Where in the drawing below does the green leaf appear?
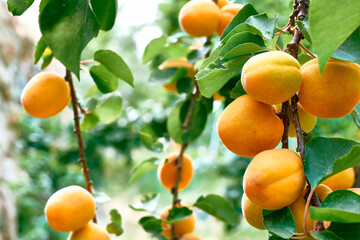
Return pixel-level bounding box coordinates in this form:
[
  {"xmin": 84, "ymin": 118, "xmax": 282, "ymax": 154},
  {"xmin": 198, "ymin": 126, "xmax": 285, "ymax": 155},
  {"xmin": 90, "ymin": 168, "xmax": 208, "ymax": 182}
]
[
  {"xmin": 322, "ymin": 222, "xmax": 360, "ymax": 240},
  {"xmin": 39, "ymin": 0, "xmax": 100, "ymax": 78},
  {"xmin": 41, "ymin": 53, "xmax": 53, "ymax": 70},
  {"xmin": 143, "ymin": 35, "xmax": 168, "ymax": 64},
  {"xmin": 80, "ymin": 113, "xmax": 99, "ymax": 131},
  {"xmin": 245, "ymin": 13, "xmax": 277, "ymax": 39},
  {"xmin": 34, "ymin": 37, "xmax": 47, "ymax": 64},
  {"xmin": 310, "ymin": 190, "xmax": 360, "ymax": 223},
  {"xmin": 221, "ymin": 3, "xmax": 258, "ymax": 41},
  {"xmin": 166, "ymin": 206, "xmax": 193, "ymax": 224},
  {"xmin": 194, "ymin": 194, "xmax": 239, "ymax": 226},
  {"xmin": 176, "ymin": 77, "xmax": 193, "ymax": 94},
  {"xmin": 230, "ymin": 80, "xmax": 246, "ymax": 99},
  {"xmin": 263, "ymin": 207, "xmax": 296, "ymax": 239},
  {"xmin": 167, "ymin": 98, "xmax": 208, "ymax": 144},
  {"xmin": 90, "ymin": 0, "xmax": 117, "ymax": 31},
  {"xmin": 93, "ymin": 93, "xmax": 123, "ymax": 124},
  {"xmin": 129, "ymin": 193, "xmax": 159, "ymax": 212},
  {"xmin": 129, "ymin": 157, "xmax": 158, "ymax": 183},
  {"xmin": 149, "ymin": 68, "xmax": 184, "ymax": 84},
  {"xmin": 351, "ymin": 103, "xmax": 360, "ymax": 129},
  {"xmin": 312, "ymin": 230, "xmax": 344, "ymax": 240},
  {"xmin": 139, "ymin": 216, "xmax": 163, "ymax": 235},
  {"xmin": 139, "ymin": 131, "xmax": 163, "ymax": 152},
  {"xmin": 332, "ymin": 27, "xmax": 360, "ymax": 64},
  {"xmin": 90, "ymin": 65, "xmax": 119, "ymax": 93},
  {"xmin": 107, "ymin": 209, "xmax": 123, "ymax": 236},
  {"xmin": 309, "ymin": 0, "xmax": 360, "ymax": 73},
  {"xmin": 93, "ymin": 191, "xmax": 111, "ymax": 204},
  {"xmin": 304, "ymin": 137, "xmax": 360, "ymax": 188},
  {"xmin": 221, "ymin": 23, "xmax": 263, "ymax": 43},
  {"xmin": 94, "ymin": 50, "xmax": 134, "ymax": 87},
  {"xmin": 7, "ymin": 0, "xmax": 34, "ymax": 16},
  {"xmin": 296, "ymin": 20, "xmax": 312, "ymax": 44}
]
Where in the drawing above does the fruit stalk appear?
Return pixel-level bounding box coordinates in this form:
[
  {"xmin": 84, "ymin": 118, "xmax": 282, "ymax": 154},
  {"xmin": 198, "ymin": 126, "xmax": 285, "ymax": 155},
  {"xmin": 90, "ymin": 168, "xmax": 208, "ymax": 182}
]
[
  {"xmin": 65, "ymin": 69, "xmax": 97, "ymax": 223},
  {"xmin": 280, "ymin": 101, "xmax": 290, "ymax": 148}
]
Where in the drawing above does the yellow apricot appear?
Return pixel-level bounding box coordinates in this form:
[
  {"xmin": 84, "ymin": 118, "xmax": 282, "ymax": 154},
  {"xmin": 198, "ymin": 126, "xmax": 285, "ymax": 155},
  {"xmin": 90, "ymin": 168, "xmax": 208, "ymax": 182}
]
[
  {"xmin": 217, "ymin": 0, "xmax": 229, "ymax": 8},
  {"xmin": 158, "ymin": 153, "xmax": 194, "ymax": 191},
  {"xmin": 179, "ymin": 0, "xmax": 220, "ymax": 37},
  {"xmin": 241, "ymin": 51, "xmax": 302, "ymax": 105},
  {"xmin": 69, "ymin": 222, "xmax": 110, "ymax": 240},
  {"xmin": 180, "ymin": 233, "xmax": 202, "ymax": 240},
  {"xmin": 274, "ymin": 102, "xmax": 317, "ymax": 137},
  {"xmin": 161, "ymin": 205, "xmax": 196, "ymax": 239},
  {"xmin": 21, "ymin": 72, "xmax": 71, "ymax": 118},
  {"xmin": 298, "ymin": 59, "xmax": 360, "ymax": 118},
  {"xmin": 241, "ymin": 193, "xmax": 265, "ymax": 230},
  {"xmin": 213, "ymin": 91, "xmax": 225, "ymax": 101},
  {"xmin": 44, "ymin": 185, "xmax": 95, "ymax": 232},
  {"xmin": 243, "ymin": 149, "xmax": 305, "ymax": 210},
  {"xmin": 216, "ymin": 4, "xmax": 243, "ymax": 36},
  {"xmin": 217, "ymin": 95, "xmax": 284, "ymax": 157},
  {"xmin": 321, "ymin": 168, "xmax": 355, "ymax": 191},
  {"xmin": 349, "ymin": 188, "xmax": 360, "ymax": 195}
]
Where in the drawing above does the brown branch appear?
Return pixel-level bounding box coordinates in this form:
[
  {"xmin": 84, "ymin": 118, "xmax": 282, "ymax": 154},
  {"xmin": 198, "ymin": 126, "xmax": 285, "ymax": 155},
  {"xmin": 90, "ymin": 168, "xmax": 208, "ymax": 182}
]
[
  {"xmin": 290, "ymin": 95, "xmax": 306, "ymax": 160},
  {"xmin": 281, "ymin": 101, "xmax": 290, "ymax": 149},
  {"xmin": 65, "ymin": 69, "xmax": 97, "ymax": 223}
]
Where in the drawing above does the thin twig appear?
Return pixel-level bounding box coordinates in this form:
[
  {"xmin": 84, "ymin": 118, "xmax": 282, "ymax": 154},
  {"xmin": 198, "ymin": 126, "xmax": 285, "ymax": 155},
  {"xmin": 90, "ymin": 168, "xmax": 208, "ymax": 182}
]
[
  {"xmin": 281, "ymin": 101, "xmax": 290, "ymax": 148},
  {"xmin": 299, "ymin": 42, "xmax": 316, "ymax": 58},
  {"xmin": 65, "ymin": 69, "xmax": 97, "ymax": 223},
  {"xmin": 80, "ymin": 59, "xmax": 94, "ymax": 64}
]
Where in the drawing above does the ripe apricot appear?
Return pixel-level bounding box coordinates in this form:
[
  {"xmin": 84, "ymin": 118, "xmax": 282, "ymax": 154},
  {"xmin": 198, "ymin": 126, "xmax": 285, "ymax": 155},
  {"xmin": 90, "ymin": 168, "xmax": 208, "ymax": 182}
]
[
  {"xmin": 180, "ymin": 233, "xmax": 202, "ymax": 240},
  {"xmin": 321, "ymin": 167, "xmax": 355, "ymax": 191},
  {"xmin": 213, "ymin": 92, "xmax": 225, "ymax": 101},
  {"xmin": 274, "ymin": 102, "xmax": 317, "ymax": 137},
  {"xmin": 216, "ymin": 3, "xmax": 243, "ymax": 36},
  {"xmin": 241, "ymin": 51, "xmax": 302, "ymax": 105},
  {"xmin": 217, "ymin": 95, "xmax": 284, "ymax": 157},
  {"xmin": 289, "ymin": 184, "xmax": 332, "ymax": 233},
  {"xmin": 179, "ymin": 0, "xmax": 220, "ymax": 37},
  {"xmin": 44, "ymin": 185, "xmax": 95, "ymax": 232},
  {"xmin": 217, "ymin": 0, "xmax": 229, "ymax": 8},
  {"xmin": 21, "ymin": 71, "xmax": 71, "ymax": 118},
  {"xmin": 241, "ymin": 193, "xmax": 265, "ymax": 230},
  {"xmin": 161, "ymin": 205, "xmax": 196, "ymax": 239},
  {"xmin": 298, "ymin": 59, "xmax": 360, "ymax": 118},
  {"xmin": 158, "ymin": 153, "xmax": 194, "ymax": 191},
  {"xmin": 243, "ymin": 149, "xmax": 305, "ymax": 210},
  {"xmin": 70, "ymin": 222, "xmax": 110, "ymax": 240}
]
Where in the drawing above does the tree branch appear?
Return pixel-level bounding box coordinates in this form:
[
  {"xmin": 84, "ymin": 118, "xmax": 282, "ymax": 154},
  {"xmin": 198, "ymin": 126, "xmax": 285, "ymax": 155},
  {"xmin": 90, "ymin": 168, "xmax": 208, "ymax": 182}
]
[{"xmin": 280, "ymin": 101, "xmax": 290, "ymax": 148}]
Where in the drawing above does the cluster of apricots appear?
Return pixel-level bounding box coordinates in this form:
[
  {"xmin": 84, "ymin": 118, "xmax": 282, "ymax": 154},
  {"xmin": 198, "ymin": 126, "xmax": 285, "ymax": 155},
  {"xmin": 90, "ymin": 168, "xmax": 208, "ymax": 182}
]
[
  {"xmin": 21, "ymin": 71, "xmax": 70, "ymax": 119},
  {"xmin": 215, "ymin": 50, "xmax": 360, "ymax": 235},
  {"xmin": 179, "ymin": 0, "xmax": 243, "ymax": 37},
  {"xmin": 44, "ymin": 185, "xmax": 110, "ymax": 239},
  {"xmin": 157, "ymin": 154, "xmax": 202, "ymax": 239}
]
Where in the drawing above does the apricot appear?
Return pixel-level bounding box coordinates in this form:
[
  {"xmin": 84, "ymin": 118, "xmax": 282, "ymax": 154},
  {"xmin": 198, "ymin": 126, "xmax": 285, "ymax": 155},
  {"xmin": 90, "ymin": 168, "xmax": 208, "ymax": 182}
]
[
  {"xmin": 179, "ymin": 0, "xmax": 220, "ymax": 37},
  {"xmin": 349, "ymin": 188, "xmax": 360, "ymax": 195},
  {"xmin": 216, "ymin": 3, "xmax": 243, "ymax": 36},
  {"xmin": 217, "ymin": 0, "xmax": 229, "ymax": 8},
  {"xmin": 321, "ymin": 167, "xmax": 355, "ymax": 191},
  {"xmin": 241, "ymin": 51, "xmax": 302, "ymax": 105},
  {"xmin": 161, "ymin": 205, "xmax": 196, "ymax": 239},
  {"xmin": 213, "ymin": 91, "xmax": 225, "ymax": 101},
  {"xmin": 243, "ymin": 149, "xmax": 305, "ymax": 210},
  {"xmin": 274, "ymin": 102, "xmax": 317, "ymax": 137},
  {"xmin": 44, "ymin": 185, "xmax": 95, "ymax": 232},
  {"xmin": 217, "ymin": 95, "xmax": 284, "ymax": 157},
  {"xmin": 21, "ymin": 71, "xmax": 71, "ymax": 118},
  {"xmin": 298, "ymin": 59, "xmax": 360, "ymax": 118},
  {"xmin": 180, "ymin": 233, "xmax": 202, "ymax": 240},
  {"xmin": 241, "ymin": 193, "xmax": 265, "ymax": 230},
  {"xmin": 69, "ymin": 222, "xmax": 110, "ymax": 240},
  {"xmin": 289, "ymin": 184, "xmax": 332, "ymax": 233},
  {"xmin": 158, "ymin": 153, "xmax": 194, "ymax": 191}
]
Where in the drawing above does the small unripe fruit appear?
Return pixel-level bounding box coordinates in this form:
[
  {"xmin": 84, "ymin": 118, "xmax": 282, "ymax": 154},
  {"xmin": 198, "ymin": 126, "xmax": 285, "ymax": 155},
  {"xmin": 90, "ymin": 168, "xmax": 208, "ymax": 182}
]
[
  {"xmin": 241, "ymin": 193, "xmax": 265, "ymax": 230},
  {"xmin": 321, "ymin": 168, "xmax": 355, "ymax": 191},
  {"xmin": 69, "ymin": 222, "xmax": 110, "ymax": 240},
  {"xmin": 161, "ymin": 205, "xmax": 195, "ymax": 239}
]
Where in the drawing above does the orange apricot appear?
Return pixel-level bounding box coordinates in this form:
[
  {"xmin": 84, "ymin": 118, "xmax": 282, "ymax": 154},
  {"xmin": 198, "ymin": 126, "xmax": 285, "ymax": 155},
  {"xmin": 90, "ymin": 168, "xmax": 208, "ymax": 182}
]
[
  {"xmin": 217, "ymin": 0, "xmax": 229, "ymax": 8},
  {"xmin": 243, "ymin": 149, "xmax": 306, "ymax": 210},
  {"xmin": 21, "ymin": 71, "xmax": 71, "ymax": 118},
  {"xmin": 213, "ymin": 91, "xmax": 225, "ymax": 101},
  {"xmin": 70, "ymin": 222, "xmax": 110, "ymax": 240},
  {"xmin": 241, "ymin": 193, "xmax": 265, "ymax": 230},
  {"xmin": 321, "ymin": 167, "xmax": 355, "ymax": 191},
  {"xmin": 241, "ymin": 51, "xmax": 302, "ymax": 105},
  {"xmin": 217, "ymin": 94, "xmax": 284, "ymax": 157},
  {"xmin": 179, "ymin": 0, "xmax": 220, "ymax": 37},
  {"xmin": 298, "ymin": 59, "xmax": 360, "ymax": 118},
  {"xmin": 161, "ymin": 205, "xmax": 196, "ymax": 239},
  {"xmin": 44, "ymin": 185, "xmax": 95, "ymax": 232},
  {"xmin": 158, "ymin": 153, "xmax": 194, "ymax": 191},
  {"xmin": 216, "ymin": 3, "xmax": 243, "ymax": 36},
  {"xmin": 180, "ymin": 233, "xmax": 202, "ymax": 240}
]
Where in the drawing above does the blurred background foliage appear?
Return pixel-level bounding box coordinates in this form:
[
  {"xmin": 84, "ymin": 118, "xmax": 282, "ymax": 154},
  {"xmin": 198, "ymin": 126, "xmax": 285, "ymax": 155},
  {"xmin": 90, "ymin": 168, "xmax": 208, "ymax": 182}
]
[{"xmin": 3, "ymin": 0, "xmax": 359, "ymax": 239}]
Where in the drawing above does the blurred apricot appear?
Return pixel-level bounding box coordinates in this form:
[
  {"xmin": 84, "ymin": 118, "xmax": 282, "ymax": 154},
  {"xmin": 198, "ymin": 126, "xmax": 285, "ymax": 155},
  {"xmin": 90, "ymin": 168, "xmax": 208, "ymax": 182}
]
[
  {"xmin": 158, "ymin": 153, "xmax": 194, "ymax": 191},
  {"xmin": 241, "ymin": 51, "xmax": 302, "ymax": 105},
  {"xmin": 216, "ymin": 3, "xmax": 243, "ymax": 36},
  {"xmin": 44, "ymin": 185, "xmax": 95, "ymax": 232},
  {"xmin": 217, "ymin": 95, "xmax": 283, "ymax": 157},
  {"xmin": 217, "ymin": 0, "xmax": 229, "ymax": 8},
  {"xmin": 213, "ymin": 91, "xmax": 225, "ymax": 101},
  {"xmin": 21, "ymin": 71, "xmax": 71, "ymax": 118},
  {"xmin": 243, "ymin": 149, "xmax": 305, "ymax": 210},
  {"xmin": 241, "ymin": 193, "xmax": 265, "ymax": 230},
  {"xmin": 161, "ymin": 205, "xmax": 195, "ymax": 239},
  {"xmin": 298, "ymin": 59, "xmax": 360, "ymax": 118},
  {"xmin": 180, "ymin": 233, "xmax": 202, "ymax": 240},
  {"xmin": 179, "ymin": 0, "xmax": 220, "ymax": 37},
  {"xmin": 321, "ymin": 168, "xmax": 355, "ymax": 190},
  {"xmin": 70, "ymin": 222, "xmax": 110, "ymax": 240}
]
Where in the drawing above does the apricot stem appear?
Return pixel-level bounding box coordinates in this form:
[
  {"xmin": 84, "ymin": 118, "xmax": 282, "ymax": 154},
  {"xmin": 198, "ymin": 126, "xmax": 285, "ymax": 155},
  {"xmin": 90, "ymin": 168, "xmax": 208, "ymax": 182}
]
[
  {"xmin": 65, "ymin": 69, "xmax": 97, "ymax": 223},
  {"xmin": 280, "ymin": 101, "xmax": 290, "ymax": 148},
  {"xmin": 80, "ymin": 59, "xmax": 94, "ymax": 64},
  {"xmin": 299, "ymin": 43, "xmax": 316, "ymax": 58}
]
